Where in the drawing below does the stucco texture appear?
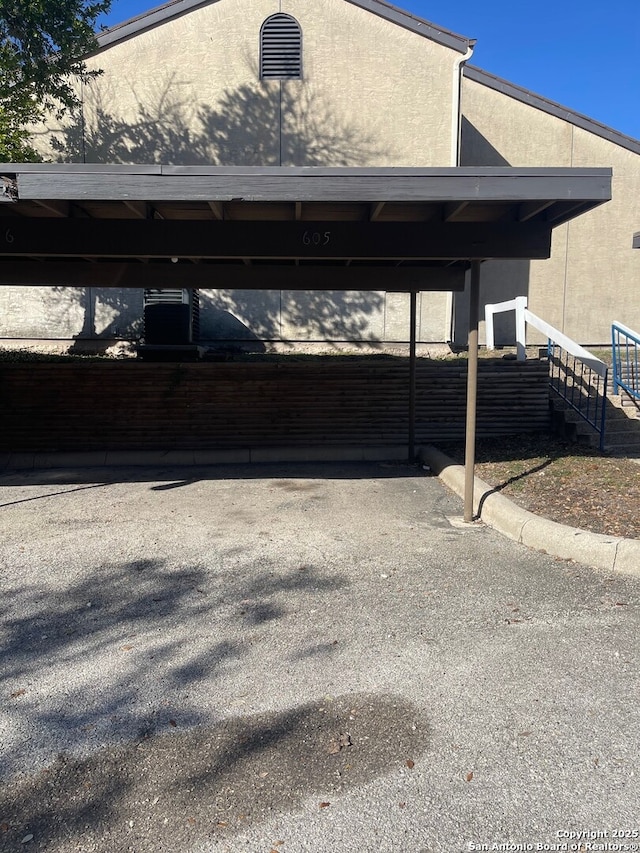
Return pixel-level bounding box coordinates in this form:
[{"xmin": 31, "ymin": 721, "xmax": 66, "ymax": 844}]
[
  {"xmin": 13, "ymin": 0, "xmax": 462, "ymax": 350},
  {"xmin": 461, "ymin": 76, "xmax": 640, "ymax": 345},
  {"xmin": 10, "ymin": 1, "xmax": 639, "ymax": 350},
  {"xmin": 40, "ymin": 0, "xmax": 457, "ymax": 168}
]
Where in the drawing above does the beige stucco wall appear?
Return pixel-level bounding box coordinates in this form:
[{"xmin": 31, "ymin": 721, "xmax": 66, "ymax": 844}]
[
  {"xmin": 6, "ymin": 0, "xmax": 462, "ymax": 350},
  {"xmin": 0, "ymin": 285, "xmax": 452, "ymax": 348},
  {"xmin": 11, "ymin": 3, "xmax": 639, "ymax": 351},
  {"xmin": 460, "ymin": 76, "xmax": 640, "ymax": 345},
  {"xmin": 0, "ymin": 287, "xmax": 144, "ymax": 342},
  {"xmin": 37, "ymin": 0, "xmax": 458, "ymax": 167}
]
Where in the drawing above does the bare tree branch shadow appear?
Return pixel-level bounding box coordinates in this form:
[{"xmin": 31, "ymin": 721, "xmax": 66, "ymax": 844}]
[
  {"xmin": 1, "ymin": 557, "xmax": 349, "ymax": 781},
  {"xmin": 0, "ymin": 693, "xmax": 429, "ymax": 852},
  {"xmin": 53, "ymin": 73, "xmax": 391, "ymax": 167},
  {"xmin": 40, "ymin": 74, "xmax": 390, "ymax": 347}
]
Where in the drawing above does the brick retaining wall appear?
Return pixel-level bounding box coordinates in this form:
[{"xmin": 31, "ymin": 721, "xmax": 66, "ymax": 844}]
[{"xmin": 0, "ymin": 358, "xmax": 549, "ymax": 452}]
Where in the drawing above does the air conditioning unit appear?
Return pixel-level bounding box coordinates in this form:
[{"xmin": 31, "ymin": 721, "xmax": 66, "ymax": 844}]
[{"xmin": 143, "ymin": 289, "xmax": 200, "ymax": 345}]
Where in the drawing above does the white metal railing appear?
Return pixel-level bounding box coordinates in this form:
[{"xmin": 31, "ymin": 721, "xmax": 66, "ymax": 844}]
[
  {"xmin": 485, "ymin": 296, "xmax": 528, "ymax": 360},
  {"xmin": 485, "ymin": 297, "xmax": 608, "ymax": 449},
  {"xmin": 484, "ymin": 297, "xmax": 608, "ymax": 377}
]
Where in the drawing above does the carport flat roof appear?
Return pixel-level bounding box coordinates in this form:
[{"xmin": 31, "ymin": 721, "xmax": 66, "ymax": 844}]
[
  {"xmin": 0, "ymin": 163, "xmax": 613, "ymax": 515},
  {"xmin": 0, "ymin": 165, "xmax": 612, "ymax": 276},
  {"xmin": 0, "ymin": 164, "xmax": 611, "ymax": 219}
]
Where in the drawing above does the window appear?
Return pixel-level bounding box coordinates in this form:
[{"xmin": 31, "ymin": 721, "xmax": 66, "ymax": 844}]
[{"xmin": 260, "ymin": 14, "xmax": 302, "ymax": 80}]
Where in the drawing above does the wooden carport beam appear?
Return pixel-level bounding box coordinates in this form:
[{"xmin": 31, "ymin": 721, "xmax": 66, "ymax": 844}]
[
  {"xmin": 0, "ymin": 261, "xmax": 466, "ymax": 292},
  {"xmin": 0, "ymin": 220, "xmax": 553, "ymax": 260},
  {"xmin": 444, "ymin": 201, "xmax": 469, "ymax": 222},
  {"xmin": 123, "ymin": 200, "xmax": 149, "ymax": 219},
  {"xmin": 518, "ymin": 200, "xmax": 554, "ymax": 222},
  {"xmin": 34, "ymin": 199, "xmax": 70, "ymax": 217},
  {"xmin": 545, "ymin": 201, "xmax": 593, "ymax": 225}
]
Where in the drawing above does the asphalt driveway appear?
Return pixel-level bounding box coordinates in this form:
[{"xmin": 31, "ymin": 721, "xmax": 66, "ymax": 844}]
[{"xmin": 0, "ymin": 462, "xmax": 638, "ymax": 853}]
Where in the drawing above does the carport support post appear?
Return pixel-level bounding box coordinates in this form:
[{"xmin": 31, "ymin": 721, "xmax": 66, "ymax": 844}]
[
  {"xmin": 464, "ymin": 261, "xmax": 481, "ymax": 523},
  {"xmin": 408, "ymin": 290, "xmax": 417, "ymax": 461}
]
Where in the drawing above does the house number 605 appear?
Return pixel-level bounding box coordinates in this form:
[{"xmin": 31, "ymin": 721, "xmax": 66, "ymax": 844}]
[{"xmin": 302, "ymin": 230, "xmax": 330, "ymax": 246}]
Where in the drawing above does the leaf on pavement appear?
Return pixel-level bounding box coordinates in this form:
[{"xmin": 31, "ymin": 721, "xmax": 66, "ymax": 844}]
[{"xmin": 328, "ymin": 733, "xmax": 352, "ymax": 754}]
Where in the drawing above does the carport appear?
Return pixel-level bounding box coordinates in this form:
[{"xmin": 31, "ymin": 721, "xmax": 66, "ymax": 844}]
[{"xmin": 0, "ymin": 164, "xmax": 611, "ymax": 519}]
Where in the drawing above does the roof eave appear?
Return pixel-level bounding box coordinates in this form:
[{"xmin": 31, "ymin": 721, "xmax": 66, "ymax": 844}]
[
  {"xmin": 0, "ymin": 166, "xmax": 612, "ymax": 229},
  {"xmin": 463, "ymin": 65, "xmax": 640, "ymax": 157},
  {"xmin": 94, "ymin": 0, "xmax": 472, "ymax": 55}
]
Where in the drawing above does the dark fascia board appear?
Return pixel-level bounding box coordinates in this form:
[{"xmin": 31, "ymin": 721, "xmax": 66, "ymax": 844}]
[
  {"xmin": 633, "ymin": 232, "xmax": 640, "ymax": 249},
  {"xmin": 343, "ymin": 0, "xmax": 471, "ymax": 53},
  {"xmin": 463, "ymin": 65, "xmax": 640, "ymax": 157},
  {"xmin": 1, "ymin": 164, "xmax": 610, "ymax": 178},
  {"xmin": 0, "ymin": 261, "xmax": 466, "ymax": 291},
  {"xmin": 95, "ymin": 0, "xmax": 472, "ymax": 54},
  {"xmin": 0, "ymin": 163, "xmax": 162, "ymax": 174},
  {"xmin": 2, "ymin": 165, "xmax": 612, "ymax": 210},
  {"xmin": 95, "ymin": 0, "xmax": 213, "ymax": 51}
]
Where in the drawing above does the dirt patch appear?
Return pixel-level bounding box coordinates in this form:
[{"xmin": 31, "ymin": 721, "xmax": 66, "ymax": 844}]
[{"xmin": 441, "ymin": 433, "xmax": 640, "ymax": 540}]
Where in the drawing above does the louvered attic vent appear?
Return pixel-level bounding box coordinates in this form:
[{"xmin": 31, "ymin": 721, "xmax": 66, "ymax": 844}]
[{"xmin": 260, "ymin": 14, "xmax": 302, "ymax": 80}]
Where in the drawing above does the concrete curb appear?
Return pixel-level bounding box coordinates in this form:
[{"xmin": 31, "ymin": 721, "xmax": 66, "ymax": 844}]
[
  {"xmin": 420, "ymin": 445, "xmax": 640, "ymax": 577},
  {"xmin": 0, "ymin": 445, "xmax": 409, "ymax": 471}
]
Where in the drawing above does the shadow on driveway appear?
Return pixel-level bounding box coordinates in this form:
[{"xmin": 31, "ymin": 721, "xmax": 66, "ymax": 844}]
[{"xmin": 0, "ymin": 692, "xmax": 429, "ymax": 852}]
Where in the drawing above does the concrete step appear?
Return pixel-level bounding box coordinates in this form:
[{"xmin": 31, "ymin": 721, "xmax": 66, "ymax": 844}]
[
  {"xmin": 604, "ymin": 398, "xmax": 640, "ymax": 455},
  {"xmin": 607, "ymin": 393, "xmax": 639, "ymax": 416},
  {"xmin": 604, "ymin": 434, "xmax": 640, "ymax": 449},
  {"xmin": 549, "ymin": 407, "xmax": 600, "ymax": 449},
  {"xmin": 549, "ymin": 391, "xmax": 640, "ymax": 453}
]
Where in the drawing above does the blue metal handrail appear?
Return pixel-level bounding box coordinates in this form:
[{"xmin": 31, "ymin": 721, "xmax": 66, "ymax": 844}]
[
  {"xmin": 612, "ymin": 321, "xmax": 640, "ymax": 402},
  {"xmin": 547, "ymin": 342, "xmax": 608, "ymax": 451}
]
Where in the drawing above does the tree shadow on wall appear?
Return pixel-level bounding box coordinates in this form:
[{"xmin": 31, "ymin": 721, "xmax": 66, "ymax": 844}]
[
  {"xmin": 200, "ymin": 287, "xmax": 385, "ymax": 346},
  {"xmin": 43, "ymin": 286, "xmax": 143, "ymax": 354},
  {"xmin": 52, "ymin": 75, "xmax": 391, "ymax": 167},
  {"xmin": 196, "ymin": 83, "xmax": 388, "ymax": 167},
  {"xmin": 41, "ymin": 281, "xmax": 385, "ymax": 352},
  {"xmin": 48, "ymin": 78, "xmax": 390, "ymax": 346}
]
